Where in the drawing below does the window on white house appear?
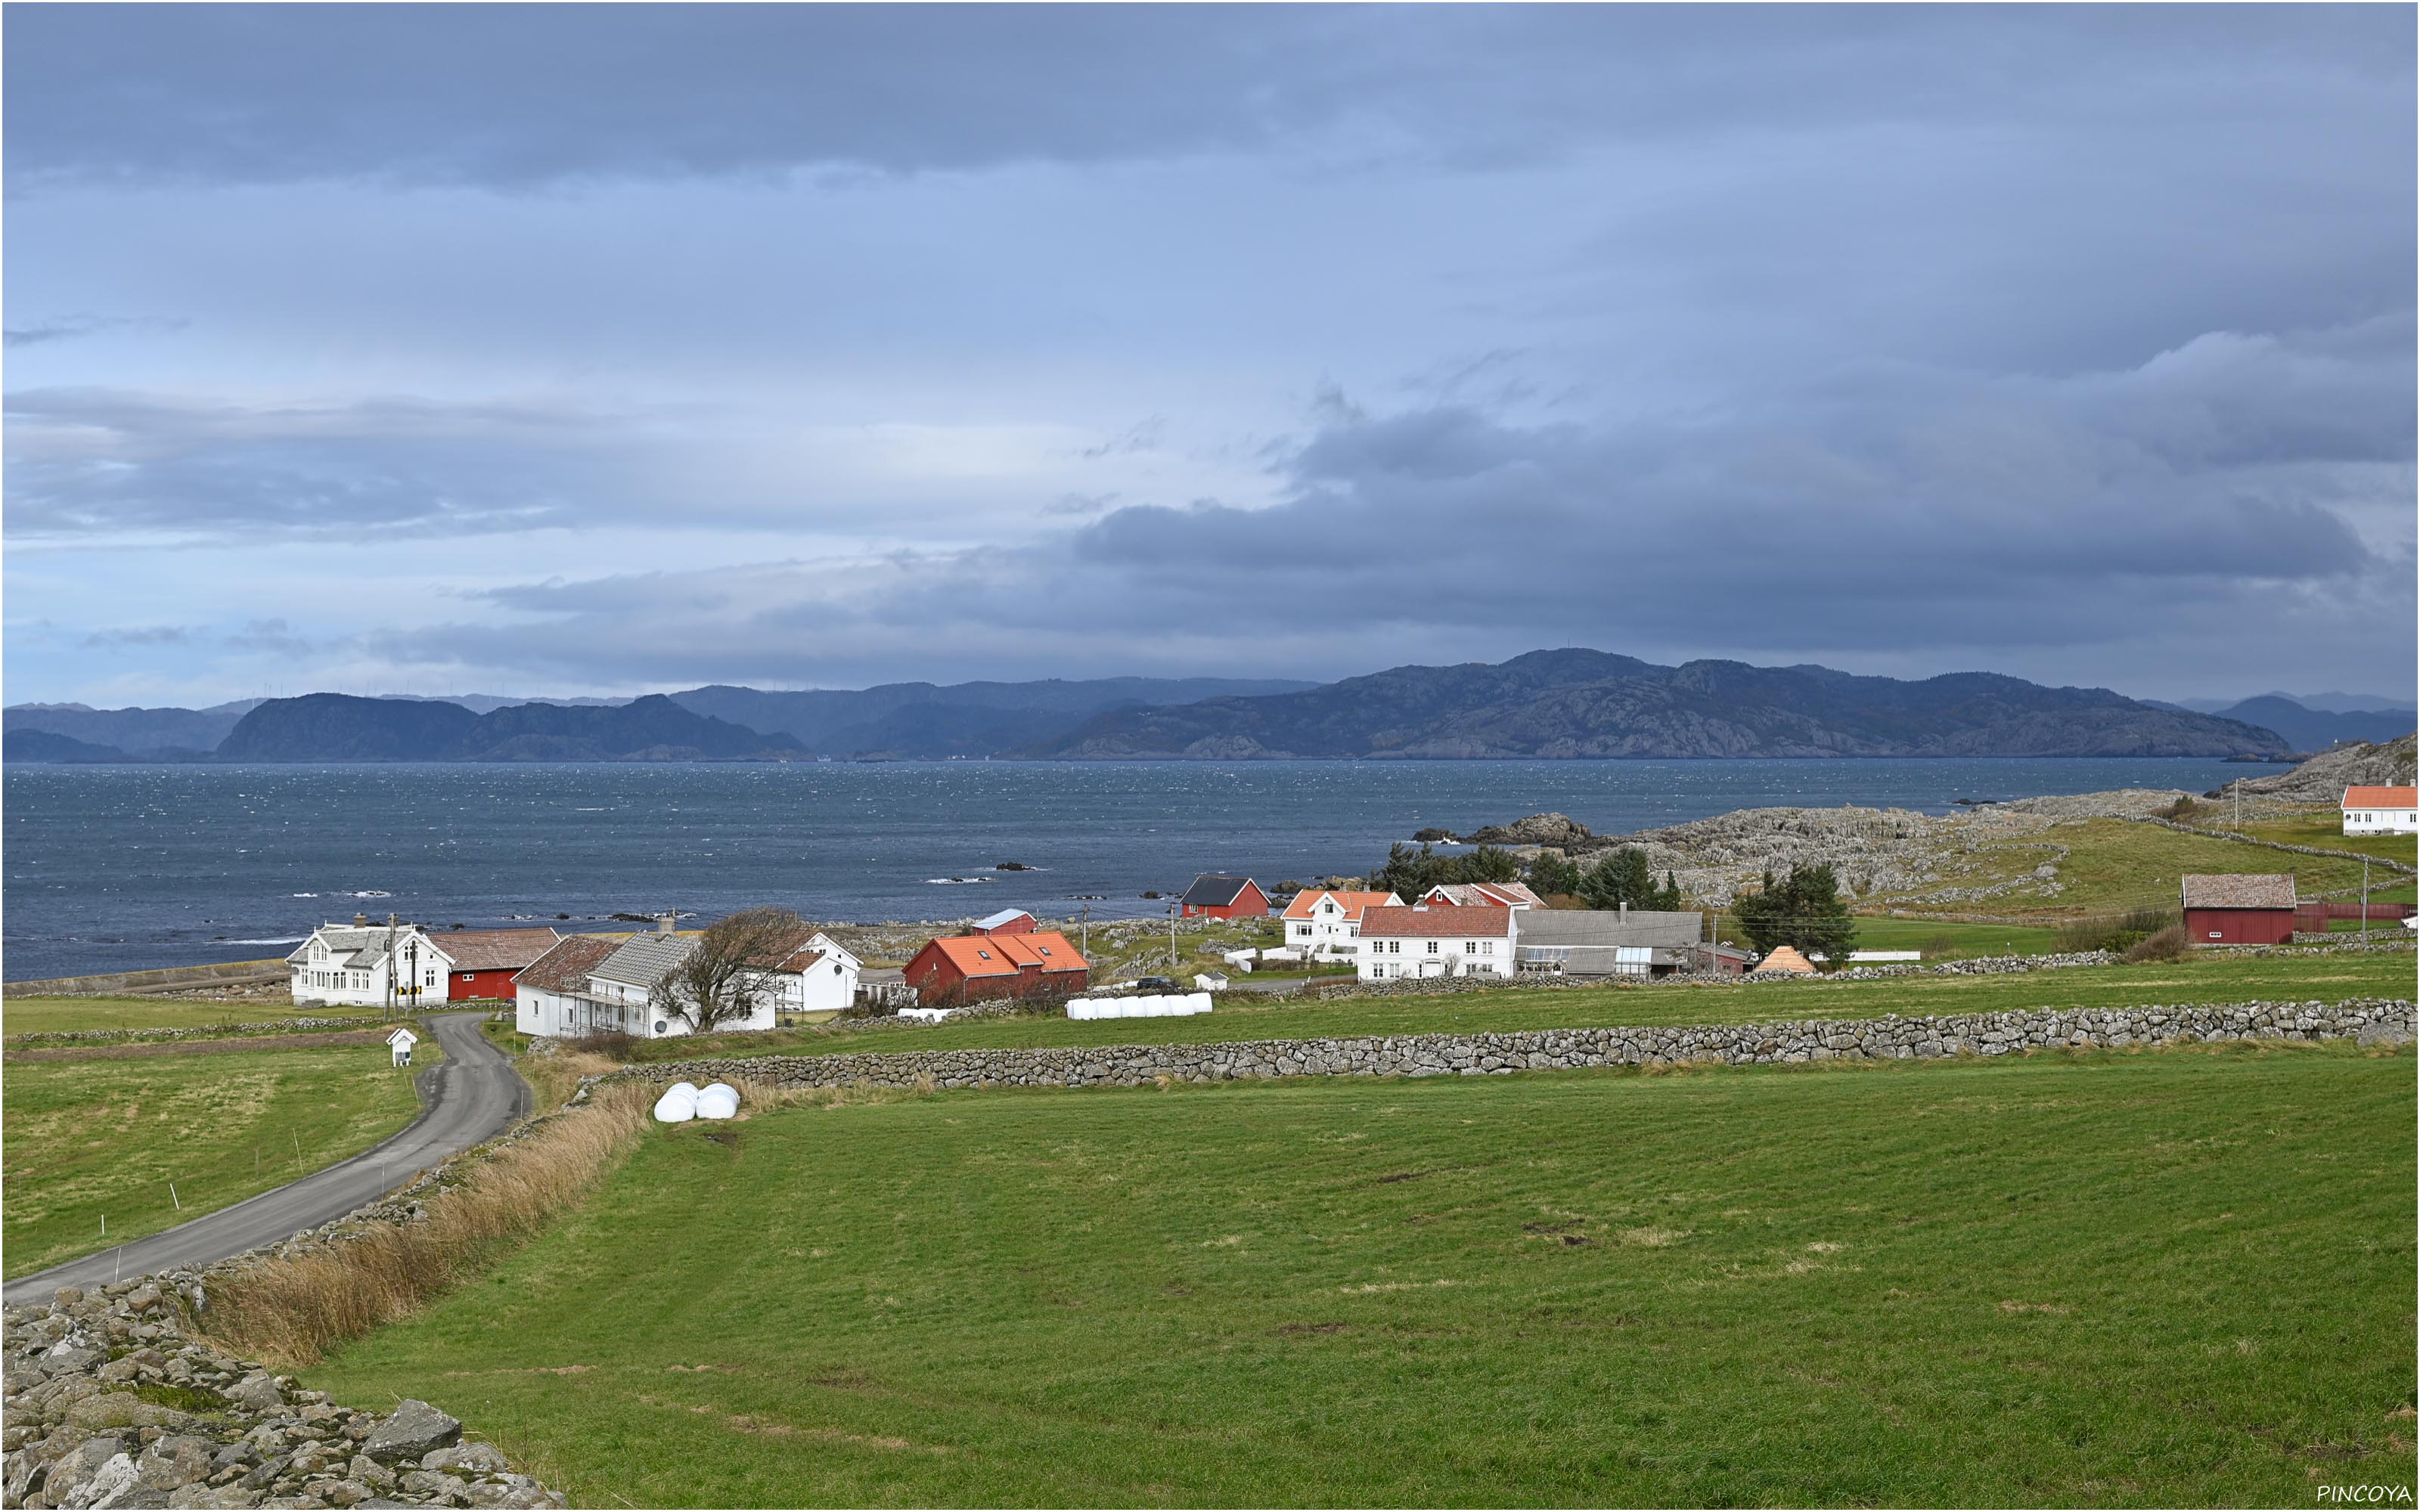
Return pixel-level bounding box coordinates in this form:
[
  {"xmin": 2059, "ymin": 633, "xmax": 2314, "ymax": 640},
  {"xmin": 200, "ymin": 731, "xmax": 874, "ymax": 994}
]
[
  {"xmin": 1463, "ymin": 940, "xmax": 1475, "ymax": 953},
  {"xmin": 1426, "ymin": 941, "xmax": 1438, "ymax": 954}
]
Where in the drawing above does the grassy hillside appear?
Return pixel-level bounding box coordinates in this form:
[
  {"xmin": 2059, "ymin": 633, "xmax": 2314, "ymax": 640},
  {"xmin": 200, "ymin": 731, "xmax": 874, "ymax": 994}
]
[
  {"xmin": 2, "ymin": 1036, "xmax": 436, "ymax": 1278},
  {"xmin": 2, "ymin": 995, "xmax": 380, "ymax": 1037},
  {"xmin": 311, "ymin": 1042, "xmax": 2415, "ymax": 1507},
  {"xmin": 1874, "ymin": 816, "xmax": 2384, "ymax": 919},
  {"xmin": 607, "ymin": 950, "xmax": 2414, "ymax": 1064}
]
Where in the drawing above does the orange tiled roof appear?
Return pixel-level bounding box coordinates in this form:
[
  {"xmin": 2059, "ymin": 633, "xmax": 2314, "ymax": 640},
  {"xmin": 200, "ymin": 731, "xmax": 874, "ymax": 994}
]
[
  {"xmin": 2343, "ymin": 785, "xmax": 2416, "ymax": 808},
  {"xmin": 1283, "ymin": 889, "xmax": 1401, "ymax": 922},
  {"xmin": 924, "ymin": 930, "xmax": 1088, "ymax": 978},
  {"xmin": 1358, "ymin": 904, "xmax": 1513, "ymax": 939}
]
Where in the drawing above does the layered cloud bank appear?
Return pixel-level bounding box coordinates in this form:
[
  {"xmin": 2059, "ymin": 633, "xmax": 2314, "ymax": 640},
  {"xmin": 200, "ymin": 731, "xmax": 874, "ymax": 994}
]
[{"xmin": 5, "ymin": 8, "xmax": 2412, "ymax": 703}]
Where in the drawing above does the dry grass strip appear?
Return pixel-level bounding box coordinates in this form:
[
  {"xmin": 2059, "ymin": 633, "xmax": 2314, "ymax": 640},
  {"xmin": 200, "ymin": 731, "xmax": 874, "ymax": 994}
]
[{"xmin": 195, "ymin": 1083, "xmax": 653, "ymax": 1365}]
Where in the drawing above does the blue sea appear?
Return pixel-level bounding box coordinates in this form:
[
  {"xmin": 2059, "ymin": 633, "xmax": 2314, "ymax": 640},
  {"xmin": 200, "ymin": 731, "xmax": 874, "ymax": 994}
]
[{"xmin": 1, "ymin": 758, "xmax": 2245, "ymax": 982}]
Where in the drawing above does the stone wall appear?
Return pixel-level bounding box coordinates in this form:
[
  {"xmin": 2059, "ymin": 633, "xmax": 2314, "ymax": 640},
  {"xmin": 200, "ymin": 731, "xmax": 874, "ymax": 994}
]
[
  {"xmin": 601, "ymin": 996, "xmax": 2412, "ymax": 1095},
  {"xmin": 2, "ymin": 1284, "xmax": 564, "ymax": 1510}
]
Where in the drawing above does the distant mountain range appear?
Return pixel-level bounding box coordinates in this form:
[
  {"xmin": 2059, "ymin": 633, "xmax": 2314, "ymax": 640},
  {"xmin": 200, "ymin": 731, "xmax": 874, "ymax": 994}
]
[
  {"xmin": 6, "ymin": 657, "xmax": 2395, "ymax": 764},
  {"xmin": 1028, "ymin": 650, "xmax": 2298, "ymax": 759},
  {"xmin": 3, "ymin": 676, "xmax": 1317, "ymax": 764},
  {"xmin": 2145, "ymin": 693, "xmax": 2415, "ymax": 753}
]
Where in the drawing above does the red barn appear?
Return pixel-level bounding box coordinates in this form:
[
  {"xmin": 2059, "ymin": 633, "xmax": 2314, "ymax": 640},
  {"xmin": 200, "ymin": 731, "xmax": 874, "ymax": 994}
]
[
  {"xmin": 1178, "ymin": 875, "xmax": 1270, "ymax": 919},
  {"xmin": 2180, "ymin": 874, "xmax": 2297, "ymax": 946},
  {"xmin": 434, "ymin": 927, "xmax": 563, "ymax": 1000},
  {"xmin": 904, "ymin": 928, "xmax": 1089, "ymax": 1005}
]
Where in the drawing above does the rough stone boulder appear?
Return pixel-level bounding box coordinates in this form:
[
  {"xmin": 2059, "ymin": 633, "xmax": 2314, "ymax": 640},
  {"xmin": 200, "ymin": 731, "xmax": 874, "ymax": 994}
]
[
  {"xmin": 1467, "ymin": 812, "xmax": 1594, "ymax": 847},
  {"xmin": 361, "ymin": 1403, "xmax": 461, "ymax": 1466}
]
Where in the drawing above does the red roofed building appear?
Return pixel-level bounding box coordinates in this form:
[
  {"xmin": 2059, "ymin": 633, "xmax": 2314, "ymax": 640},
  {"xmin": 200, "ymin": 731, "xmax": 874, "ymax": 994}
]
[
  {"xmin": 434, "ymin": 927, "xmax": 563, "ymax": 1000},
  {"xmin": 2342, "ymin": 785, "xmax": 2418, "ymax": 836},
  {"xmin": 1355, "ymin": 903, "xmax": 1516, "ymax": 981},
  {"xmin": 2180, "ymin": 874, "xmax": 2298, "ymax": 946},
  {"xmin": 904, "ymin": 928, "xmax": 1090, "ymax": 1005}
]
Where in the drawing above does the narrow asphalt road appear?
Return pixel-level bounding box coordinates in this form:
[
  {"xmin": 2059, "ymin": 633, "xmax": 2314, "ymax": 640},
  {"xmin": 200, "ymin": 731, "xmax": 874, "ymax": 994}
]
[{"xmin": 3, "ymin": 1012, "xmax": 530, "ymax": 1305}]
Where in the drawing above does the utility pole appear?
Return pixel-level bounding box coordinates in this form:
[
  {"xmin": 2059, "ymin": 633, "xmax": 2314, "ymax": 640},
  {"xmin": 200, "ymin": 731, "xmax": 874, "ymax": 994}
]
[
  {"xmin": 1168, "ymin": 897, "xmax": 1177, "ymax": 971},
  {"xmin": 384, "ymin": 913, "xmax": 399, "ymax": 1021},
  {"xmin": 2361, "ymin": 855, "xmax": 2370, "ymax": 948},
  {"xmin": 1079, "ymin": 902, "xmax": 1091, "ymax": 960}
]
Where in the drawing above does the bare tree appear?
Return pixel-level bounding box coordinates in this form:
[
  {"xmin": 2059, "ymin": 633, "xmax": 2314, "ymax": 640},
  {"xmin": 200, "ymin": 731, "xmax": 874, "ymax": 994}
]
[{"xmin": 650, "ymin": 906, "xmax": 810, "ymax": 1034}]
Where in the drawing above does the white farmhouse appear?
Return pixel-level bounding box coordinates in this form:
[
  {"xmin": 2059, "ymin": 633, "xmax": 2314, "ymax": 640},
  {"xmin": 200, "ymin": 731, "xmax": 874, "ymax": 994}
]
[
  {"xmin": 2342, "ymin": 785, "xmax": 2418, "ymax": 835},
  {"xmin": 513, "ymin": 917, "xmax": 861, "ymax": 1040},
  {"xmin": 1355, "ymin": 903, "xmax": 1519, "ymax": 981},
  {"xmin": 1280, "ymin": 889, "xmax": 1403, "ymax": 959},
  {"xmin": 289, "ymin": 916, "xmax": 454, "ymax": 1009}
]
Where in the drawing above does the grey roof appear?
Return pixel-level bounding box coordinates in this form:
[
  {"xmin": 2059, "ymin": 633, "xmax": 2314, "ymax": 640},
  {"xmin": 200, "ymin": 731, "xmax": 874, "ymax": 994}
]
[
  {"xmin": 591, "ymin": 931, "xmax": 698, "ymax": 989},
  {"xmin": 1180, "ymin": 875, "xmax": 1258, "ymax": 907},
  {"xmin": 1512, "ymin": 909, "xmax": 1703, "ymax": 950},
  {"xmin": 2180, "ymin": 873, "xmax": 2297, "ymax": 910},
  {"xmin": 973, "ymin": 908, "xmax": 1034, "ymax": 931},
  {"xmin": 287, "ymin": 922, "xmax": 454, "ymax": 971}
]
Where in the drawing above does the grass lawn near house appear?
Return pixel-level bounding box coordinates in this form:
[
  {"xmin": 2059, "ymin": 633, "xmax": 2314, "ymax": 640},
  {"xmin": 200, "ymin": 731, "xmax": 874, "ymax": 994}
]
[
  {"xmin": 309, "ymin": 1040, "xmax": 2416, "ymax": 1507},
  {"xmin": 2, "ymin": 1036, "xmax": 439, "ymax": 1278},
  {"xmin": 597, "ymin": 950, "xmax": 2414, "ymax": 1066},
  {"xmin": 1882, "ymin": 816, "xmax": 2381, "ymax": 919},
  {"xmin": 2, "ymin": 995, "xmax": 383, "ymax": 1038},
  {"xmin": 2237, "ymin": 813, "xmax": 2420, "ymax": 870}
]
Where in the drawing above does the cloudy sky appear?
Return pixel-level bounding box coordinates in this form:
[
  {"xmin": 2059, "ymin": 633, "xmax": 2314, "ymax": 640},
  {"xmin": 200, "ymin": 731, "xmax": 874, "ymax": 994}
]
[{"xmin": 6, "ymin": 5, "xmax": 2413, "ymax": 708}]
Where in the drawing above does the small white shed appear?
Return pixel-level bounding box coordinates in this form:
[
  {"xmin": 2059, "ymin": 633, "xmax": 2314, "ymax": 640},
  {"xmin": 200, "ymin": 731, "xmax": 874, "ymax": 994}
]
[{"xmin": 386, "ymin": 1025, "xmax": 420, "ymax": 1067}]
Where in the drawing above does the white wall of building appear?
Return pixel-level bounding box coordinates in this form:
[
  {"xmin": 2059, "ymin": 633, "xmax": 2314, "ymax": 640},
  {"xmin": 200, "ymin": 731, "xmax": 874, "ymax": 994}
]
[
  {"xmin": 290, "ymin": 927, "xmax": 454, "ymax": 1009},
  {"xmin": 2344, "ymin": 806, "xmax": 2418, "ymax": 835},
  {"xmin": 1356, "ymin": 932, "xmax": 1513, "ymax": 981}
]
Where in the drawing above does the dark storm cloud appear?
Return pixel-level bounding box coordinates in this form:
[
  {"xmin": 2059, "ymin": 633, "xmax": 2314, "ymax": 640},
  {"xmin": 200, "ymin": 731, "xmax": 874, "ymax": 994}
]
[
  {"xmin": 6, "ymin": 5, "xmax": 2412, "ymax": 700},
  {"xmin": 377, "ymin": 314, "xmax": 2412, "ymax": 688},
  {"xmin": 7, "ymin": 6, "xmax": 2408, "ymax": 187}
]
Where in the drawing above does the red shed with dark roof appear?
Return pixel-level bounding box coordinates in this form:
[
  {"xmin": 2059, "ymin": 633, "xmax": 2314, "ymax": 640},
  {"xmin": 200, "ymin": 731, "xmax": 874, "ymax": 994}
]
[{"xmin": 2180, "ymin": 874, "xmax": 2297, "ymax": 946}]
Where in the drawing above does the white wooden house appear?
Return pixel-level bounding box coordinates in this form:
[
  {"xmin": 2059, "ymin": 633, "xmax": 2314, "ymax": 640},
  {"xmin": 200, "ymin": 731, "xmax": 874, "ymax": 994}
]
[
  {"xmin": 289, "ymin": 917, "xmax": 454, "ymax": 1009},
  {"xmin": 2342, "ymin": 785, "xmax": 2418, "ymax": 835},
  {"xmin": 513, "ymin": 919, "xmax": 861, "ymax": 1040},
  {"xmin": 1355, "ymin": 903, "xmax": 1519, "ymax": 981},
  {"xmin": 1280, "ymin": 889, "xmax": 1403, "ymax": 958}
]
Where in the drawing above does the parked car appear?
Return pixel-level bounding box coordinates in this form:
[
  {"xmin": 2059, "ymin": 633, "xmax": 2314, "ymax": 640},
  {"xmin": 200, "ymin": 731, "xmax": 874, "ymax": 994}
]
[{"xmin": 1135, "ymin": 975, "xmax": 1179, "ymax": 991}]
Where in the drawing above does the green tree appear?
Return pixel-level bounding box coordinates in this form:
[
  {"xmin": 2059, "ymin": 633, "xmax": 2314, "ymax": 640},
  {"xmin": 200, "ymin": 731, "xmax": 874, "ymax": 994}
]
[
  {"xmin": 1457, "ymin": 845, "xmax": 1525, "ymax": 885},
  {"xmin": 1731, "ymin": 864, "xmax": 1858, "ymax": 963},
  {"xmin": 1525, "ymin": 850, "xmax": 1585, "ymax": 899},
  {"xmin": 1579, "ymin": 847, "xmax": 1655, "ymax": 911}
]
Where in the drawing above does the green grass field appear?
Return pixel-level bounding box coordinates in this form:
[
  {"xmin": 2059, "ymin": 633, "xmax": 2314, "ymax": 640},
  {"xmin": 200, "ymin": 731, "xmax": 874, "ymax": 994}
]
[
  {"xmin": 1874, "ymin": 816, "xmax": 2384, "ymax": 919},
  {"xmin": 311, "ymin": 1041, "xmax": 2416, "ymax": 1507},
  {"xmin": 608, "ymin": 950, "xmax": 2414, "ymax": 1064},
  {"xmin": 1789, "ymin": 915, "xmax": 2062, "ymax": 958},
  {"xmin": 2, "ymin": 994, "xmax": 383, "ymax": 1037},
  {"xmin": 2, "ymin": 1036, "xmax": 437, "ymax": 1278},
  {"xmin": 2239, "ymin": 814, "xmax": 2419, "ymax": 870}
]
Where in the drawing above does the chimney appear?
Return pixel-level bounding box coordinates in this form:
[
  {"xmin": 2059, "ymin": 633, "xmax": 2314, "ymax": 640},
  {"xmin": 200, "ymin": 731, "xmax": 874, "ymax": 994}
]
[
  {"xmin": 657, "ymin": 912, "xmax": 676, "ymax": 935},
  {"xmin": 1619, "ymin": 901, "xmax": 1629, "ymax": 922},
  {"xmin": 355, "ymin": 912, "xmax": 369, "ymax": 928}
]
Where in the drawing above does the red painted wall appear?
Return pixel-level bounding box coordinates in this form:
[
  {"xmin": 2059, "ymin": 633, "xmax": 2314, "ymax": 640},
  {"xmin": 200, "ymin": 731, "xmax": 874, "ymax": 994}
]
[
  {"xmin": 1183, "ymin": 881, "xmax": 1270, "ymax": 919},
  {"xmin": 451, "ymin": 968, "xmax": 520, "ymax": 1000},
  {"xmin": 2184, "ymin": 907, "xmax": 2296, "ymax": 946},
  {"xmin": 902, "ymin": 943, "xmax": 1087, "ymax": 1005}
]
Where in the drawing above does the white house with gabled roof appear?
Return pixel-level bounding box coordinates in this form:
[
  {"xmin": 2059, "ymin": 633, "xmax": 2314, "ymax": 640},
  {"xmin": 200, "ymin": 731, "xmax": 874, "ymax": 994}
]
[
  {"xmin": 1281, "ymin": 889, "xmax": 1403, "ymax": 958},
  {"xmin": 289, "ymin": 916, "xmax": 455, "ymax": 1009}
]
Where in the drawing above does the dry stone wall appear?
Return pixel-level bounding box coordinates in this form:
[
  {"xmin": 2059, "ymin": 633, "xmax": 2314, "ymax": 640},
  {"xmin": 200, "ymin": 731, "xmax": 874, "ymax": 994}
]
[
  {"xmin": 2, "ymin": 1284, "xmax": 565, "ymax": 1510},
  {"xmin": 602, "ymin": 997, "xmax": 2412, "ymax": 1095}
]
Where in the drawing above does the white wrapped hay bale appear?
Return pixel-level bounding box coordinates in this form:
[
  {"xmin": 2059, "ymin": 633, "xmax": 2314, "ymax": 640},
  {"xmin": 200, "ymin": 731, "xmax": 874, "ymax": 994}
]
[
  {"xmin": 693, "ymin": 1083, "xmax": 740, "ymax": 1120},
  {"xmin": 653, "ymin": 1082, "xmax": 699, "ymax": 1123}
]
